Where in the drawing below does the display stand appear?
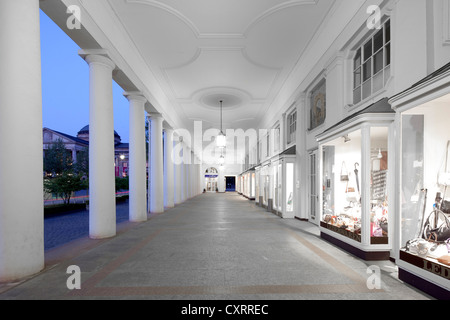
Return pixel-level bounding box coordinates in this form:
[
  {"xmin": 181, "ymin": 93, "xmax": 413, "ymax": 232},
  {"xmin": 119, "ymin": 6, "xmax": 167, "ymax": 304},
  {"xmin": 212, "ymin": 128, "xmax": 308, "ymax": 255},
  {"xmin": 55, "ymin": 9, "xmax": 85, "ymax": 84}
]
[
  {"xmin": 316, "ymin": 98, "xmax": 395, "ymax": 261},
  {"xmin": 390, "ymin": 62, "xmax": 450, "ymax": 299}
]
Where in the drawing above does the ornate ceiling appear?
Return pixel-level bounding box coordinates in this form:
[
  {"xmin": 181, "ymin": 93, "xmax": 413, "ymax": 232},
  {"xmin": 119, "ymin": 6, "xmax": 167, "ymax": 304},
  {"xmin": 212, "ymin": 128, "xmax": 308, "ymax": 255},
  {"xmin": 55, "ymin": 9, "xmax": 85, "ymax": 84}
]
[{"xmin": 106, "ymin": 0, "xmax": 336, "ymax": 130}]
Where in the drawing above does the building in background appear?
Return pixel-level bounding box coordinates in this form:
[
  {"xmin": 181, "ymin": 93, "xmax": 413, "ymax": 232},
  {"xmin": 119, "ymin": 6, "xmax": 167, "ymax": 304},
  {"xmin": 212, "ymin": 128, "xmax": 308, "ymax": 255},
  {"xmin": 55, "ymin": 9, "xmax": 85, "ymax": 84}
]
[{"xmin": 43, "ymin": 125, "xmax": 129, "ymax": 177}]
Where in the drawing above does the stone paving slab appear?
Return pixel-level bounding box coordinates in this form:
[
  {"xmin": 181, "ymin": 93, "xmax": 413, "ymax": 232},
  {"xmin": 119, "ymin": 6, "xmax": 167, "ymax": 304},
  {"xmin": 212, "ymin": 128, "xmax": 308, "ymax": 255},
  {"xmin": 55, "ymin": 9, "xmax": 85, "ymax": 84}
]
[{"xmin": 0, "ymin": 193, "xmax": 433, "ymax": 300}]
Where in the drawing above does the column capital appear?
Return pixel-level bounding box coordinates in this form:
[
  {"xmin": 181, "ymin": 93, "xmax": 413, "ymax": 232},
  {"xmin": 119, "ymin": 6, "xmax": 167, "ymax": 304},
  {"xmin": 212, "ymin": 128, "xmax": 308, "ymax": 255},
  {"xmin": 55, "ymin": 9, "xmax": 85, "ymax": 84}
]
[
  {"xmin": 147, "ymin": 112, "xmax": 164, "ymax": 121},
  {"xmin": 163, "ymin": 124, "xmax": 174, "ymax": 133},
  {"xmin": 124, "ymin": 91, "xmax": 147, "ymax": 103},
  {"xmin": 79, "ymin": 49, "xmax": 115, "ymax": 70}
]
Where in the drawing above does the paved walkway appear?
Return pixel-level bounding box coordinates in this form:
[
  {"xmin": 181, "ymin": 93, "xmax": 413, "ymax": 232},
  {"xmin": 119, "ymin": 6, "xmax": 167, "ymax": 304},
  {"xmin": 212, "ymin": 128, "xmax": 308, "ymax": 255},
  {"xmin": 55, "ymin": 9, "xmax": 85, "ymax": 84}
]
[
  {"xmin": 0, "ymin": 193, "xmax": 432, "ymax": 300},
  {"xmin": 44, "ymin": 201, "xmax": 130, "ymax": 250}
]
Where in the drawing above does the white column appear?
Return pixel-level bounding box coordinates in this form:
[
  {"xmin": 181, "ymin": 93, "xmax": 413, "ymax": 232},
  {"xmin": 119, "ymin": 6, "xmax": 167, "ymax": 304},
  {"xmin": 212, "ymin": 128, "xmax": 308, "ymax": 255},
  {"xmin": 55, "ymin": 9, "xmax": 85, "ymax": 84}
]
[
  {"xmin": 0, "ymin": 0, "xmax": 44, "ymax": 282},
  {"xmin": 147, "ymin": 118, "xmax": 151, "ymax": 211},
  {"xmin": 149, "ymin": 113, "xmax": 164, "ymax": 213},
  {"xmin": 164, "ymin": 127, "xmax": 175, "ymax": 208},
  {"xmin": 184, "ymin": 147, "xmax": 190, "ymax": 199},
  {"xmin": 174, "ymin": 135, "xmax": 182, "ymax": 205},
  {"xmin": 125, "ymin": 92, "xmax": 147, "ymax": 222},
  {"xmin": 81, "ymin": 53, "xmax": 116, "ymax": 239}
]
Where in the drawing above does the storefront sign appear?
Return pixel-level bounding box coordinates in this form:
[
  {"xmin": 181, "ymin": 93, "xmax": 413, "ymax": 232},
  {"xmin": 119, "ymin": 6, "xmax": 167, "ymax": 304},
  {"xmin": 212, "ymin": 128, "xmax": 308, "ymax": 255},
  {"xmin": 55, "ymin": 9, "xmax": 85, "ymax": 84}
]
[{"xmin": 400, "ymin": 250, "xmax": 450, "ymax": 280}]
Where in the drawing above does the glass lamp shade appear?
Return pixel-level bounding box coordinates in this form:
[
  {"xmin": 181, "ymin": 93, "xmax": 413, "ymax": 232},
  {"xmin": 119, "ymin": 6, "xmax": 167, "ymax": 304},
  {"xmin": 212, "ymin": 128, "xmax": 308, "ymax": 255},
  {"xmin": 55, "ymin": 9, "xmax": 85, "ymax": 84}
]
[{"xmin": 216, "ymin": 131, "xmax": 227, "ymax": 149}]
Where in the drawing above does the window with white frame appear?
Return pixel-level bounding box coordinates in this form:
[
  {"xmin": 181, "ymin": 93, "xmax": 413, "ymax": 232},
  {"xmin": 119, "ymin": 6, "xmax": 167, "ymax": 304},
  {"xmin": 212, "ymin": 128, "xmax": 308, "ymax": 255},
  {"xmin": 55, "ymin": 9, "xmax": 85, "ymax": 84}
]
[
  {"xmin": 287, "ymin": 110, "xmax": 297, "ymax": 145},
  {"xmin": 258, "ymin": 140, "xmax": 262, "ymax": 162},
  {"xmin": 274, "ymin": 125, "xmax": 280, "ymax": 153},
  {"xmin": 353, "ymin": 19, "xmax": 390, "ymax": 104}
]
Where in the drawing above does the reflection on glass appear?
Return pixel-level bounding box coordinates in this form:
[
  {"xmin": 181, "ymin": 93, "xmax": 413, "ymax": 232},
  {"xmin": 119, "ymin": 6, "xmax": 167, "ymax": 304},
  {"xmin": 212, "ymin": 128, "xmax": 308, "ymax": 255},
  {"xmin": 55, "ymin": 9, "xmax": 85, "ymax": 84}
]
[
  {"xmin": 286, "ymin": 163, "xmax": 294, "ymax": 212},
  {"xmin": 401, "ymin": 105, "xmax": 450, "ymax": 265},
  {"xmin": 322, "ymin": 130, "xmax": 362, "ymax": 235},
  {"xmin": 370, "ymin": 127, "xmax": 389, "ymax": 238}
]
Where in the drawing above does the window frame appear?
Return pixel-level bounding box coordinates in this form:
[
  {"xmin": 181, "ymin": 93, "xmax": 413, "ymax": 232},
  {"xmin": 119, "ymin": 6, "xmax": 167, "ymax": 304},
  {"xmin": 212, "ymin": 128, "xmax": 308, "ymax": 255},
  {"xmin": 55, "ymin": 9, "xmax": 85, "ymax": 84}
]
[
  {"xmin": 286, "ymin": 109, "xmax": 297, "ymax": 145},
  {"xmin": 353, "ymin": 19, "xmax": 391, "ymax": 105}
]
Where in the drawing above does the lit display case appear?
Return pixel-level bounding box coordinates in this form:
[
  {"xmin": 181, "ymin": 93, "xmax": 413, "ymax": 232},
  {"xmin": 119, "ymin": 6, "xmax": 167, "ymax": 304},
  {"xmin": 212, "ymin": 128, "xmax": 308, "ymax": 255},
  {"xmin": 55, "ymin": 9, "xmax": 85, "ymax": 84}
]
[
  {"xmin": 255, "ymin": 167, "xmax": 261, "ymax": 205},
  {"xmin": 240, "ymin": 169, "xmax": 256, "ymax": 200},
  {"xmin": 266, "ymin": 147, "xmax": 296, "ymax": 218},
  {"xmin": 390, "ymin": 65, "xmax": 450, "ymax": 299},
  {"xmin": 317, "ymin": 99, "xmax": 394, "ymax": 260},
  {"xmin": 255, "ymin": 164, "xmax": 270, "ymax": 209}
]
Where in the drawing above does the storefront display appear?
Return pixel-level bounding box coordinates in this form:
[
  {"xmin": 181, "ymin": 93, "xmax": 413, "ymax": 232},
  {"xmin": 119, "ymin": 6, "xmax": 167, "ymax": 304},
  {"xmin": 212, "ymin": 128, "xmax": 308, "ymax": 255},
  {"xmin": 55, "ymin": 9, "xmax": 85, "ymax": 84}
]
[
  {"xmin": 317, "ymin": 98, "xmax": 394, "ymax": 260},
  {"xmin": 255, "ymin": 166, "xmax": 261, "ymax": 206},
  {"xmin": 265, "ymin": 148, "xmax": 296, "ymax": 218},
  {"xmin": 255, "ymin": 164, "xmax": 271, "ymax": 208},
  {"xmin": 239, "ymin": 169, "xmax": 255, "ymax": 200},
  {"xmin": 390, "ymin": 66, "xmax": 450, "ymax": 298}
]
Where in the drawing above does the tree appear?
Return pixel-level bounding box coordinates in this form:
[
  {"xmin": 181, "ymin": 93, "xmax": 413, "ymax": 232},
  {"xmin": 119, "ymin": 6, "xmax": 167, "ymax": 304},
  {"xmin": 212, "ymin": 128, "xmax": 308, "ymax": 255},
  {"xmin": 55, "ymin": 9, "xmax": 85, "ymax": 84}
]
[
  {"xmin": 43, "ymin": 140, "xmax": 89, "ymax": 205},
  {"xmin": 44, "ymin": 139, "xmax": 73, "ymax": 176},
  {"xmin": 74, "ymin": 146, "xmax": 89, "ymax": 177},
  {"xmin": 115, "ymin": 176, "xmax": 129, "ymax": 192},
  {"xmin": 44, "ymin": 172, "xmax": 87, "ymax": 205}
]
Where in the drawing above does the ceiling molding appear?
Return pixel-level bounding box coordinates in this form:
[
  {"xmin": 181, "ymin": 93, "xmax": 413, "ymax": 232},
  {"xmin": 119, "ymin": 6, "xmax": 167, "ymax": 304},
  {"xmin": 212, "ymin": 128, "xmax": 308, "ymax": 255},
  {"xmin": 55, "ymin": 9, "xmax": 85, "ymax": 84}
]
[
  {"xmin": 243, "ymin": 0, "xmax": 319, "ymax": 37},
  {"xmin": 125, "ymin": 0, "xmax": 201, "ymax": 37}
]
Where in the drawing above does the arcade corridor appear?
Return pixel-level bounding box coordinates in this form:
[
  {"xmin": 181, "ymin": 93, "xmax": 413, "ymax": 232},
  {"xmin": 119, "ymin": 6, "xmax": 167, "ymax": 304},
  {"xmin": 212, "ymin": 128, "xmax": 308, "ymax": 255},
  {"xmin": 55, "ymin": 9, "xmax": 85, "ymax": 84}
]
[{"xmin": 0, "ymin": 193, "xmax": 430, "ymax": 300}]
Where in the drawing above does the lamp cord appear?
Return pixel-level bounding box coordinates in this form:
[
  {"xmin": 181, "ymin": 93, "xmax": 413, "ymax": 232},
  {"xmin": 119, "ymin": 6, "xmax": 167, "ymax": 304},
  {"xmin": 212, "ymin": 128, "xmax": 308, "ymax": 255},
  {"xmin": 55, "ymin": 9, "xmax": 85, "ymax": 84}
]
[{"xmin": 220, "ymin": 100, "xmax": 223, "ymax": 132}]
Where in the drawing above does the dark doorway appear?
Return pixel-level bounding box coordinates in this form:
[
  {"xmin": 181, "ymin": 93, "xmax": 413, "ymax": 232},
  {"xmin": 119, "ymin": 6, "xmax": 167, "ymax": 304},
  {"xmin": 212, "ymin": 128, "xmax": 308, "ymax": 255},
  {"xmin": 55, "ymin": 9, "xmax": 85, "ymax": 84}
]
[{"xmin": 225, "ymin": 176, "xmax": 236, "ymax": 192}]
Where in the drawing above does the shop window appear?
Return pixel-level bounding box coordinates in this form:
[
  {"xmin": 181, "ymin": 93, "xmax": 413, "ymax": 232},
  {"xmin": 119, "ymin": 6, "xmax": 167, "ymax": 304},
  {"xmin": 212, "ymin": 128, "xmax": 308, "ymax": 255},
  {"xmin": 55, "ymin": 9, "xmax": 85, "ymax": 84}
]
[
  {"xmin": 317, "ymin": 100, "xmax": 394, "ymax": 260},
  {"xmin": 274, "ymin": 125, "xmax": 280, "ymax": 153},
  {"xmin": 309, "ymin": 151, "xmax": 318, "ymax": 221},
  {"xmin": 399, "ymin": 101, "xmax": 450, "ymax": 282},
  {"xmin": 353, "ymin": 20, "xmax": 391, "ymax": 104},
  {"xmin": 258, "ymin": 140, "xmax": 262, "ymax": 163},
  {"xmin": 287, "ymin": 110, "xmax": 297, "ymax": 145}
]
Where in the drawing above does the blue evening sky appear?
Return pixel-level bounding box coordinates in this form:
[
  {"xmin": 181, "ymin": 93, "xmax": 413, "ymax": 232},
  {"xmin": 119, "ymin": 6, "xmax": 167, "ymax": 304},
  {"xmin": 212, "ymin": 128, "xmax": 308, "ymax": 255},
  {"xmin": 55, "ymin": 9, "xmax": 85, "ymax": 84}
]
[{"xmin": 40, "ymin": 9, "xmax": 130, "ymax": 142}]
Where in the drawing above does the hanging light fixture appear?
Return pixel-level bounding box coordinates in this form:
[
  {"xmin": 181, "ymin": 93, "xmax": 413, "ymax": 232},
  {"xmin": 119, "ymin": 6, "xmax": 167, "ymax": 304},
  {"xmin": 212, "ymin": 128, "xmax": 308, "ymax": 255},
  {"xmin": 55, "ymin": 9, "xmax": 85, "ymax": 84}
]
[
  {"xmin": 216, "ymin": 100, "xmax": 226, "ymax": 149},
  {"xmin": 218, "ymin": 153, "xmax": 225, "ymax": 165},
  {"xmin": 377, "ymin": 148, "xmax": 383, "ymax": 159}
]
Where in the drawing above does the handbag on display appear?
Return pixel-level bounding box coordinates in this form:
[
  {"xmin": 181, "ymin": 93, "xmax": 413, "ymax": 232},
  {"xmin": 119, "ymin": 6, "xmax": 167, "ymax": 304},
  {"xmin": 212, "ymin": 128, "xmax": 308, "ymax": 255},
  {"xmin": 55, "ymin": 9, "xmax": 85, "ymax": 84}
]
[
  {"xmin": 345, "ymin": 183, "xmax": 358, "ymax": 203},
  {"xmin": 440, "ymin": 186, "xmax": 450, "ymax": 214},
  {"xmin": 406, "ymin": 238, "xmax": 432, "ymax": 258},
  {"xmin": 340, "ymin": 162, "xmax": 349, "ymax": 182},
  {"xmin": 437, "ymin": 255, "xmax": 450, "ymax": 266},
  {"xmin": 422, "ymin": 194, "xmax": 450, "ymax": 243},
  {"xmin": 380, "ymin": 217, "xmax": 388, "ymax": 234}
]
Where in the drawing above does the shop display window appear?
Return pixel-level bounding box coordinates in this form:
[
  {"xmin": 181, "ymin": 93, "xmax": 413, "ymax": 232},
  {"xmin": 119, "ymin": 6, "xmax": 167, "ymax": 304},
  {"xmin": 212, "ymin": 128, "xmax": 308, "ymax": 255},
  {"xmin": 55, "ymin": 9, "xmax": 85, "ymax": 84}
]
[
  {"xmin": 321, "ymin": 130, "xmax": 363, "ymax": 240},
  {"xmin": 370, "ymin": 127, "xmax": 389, "ymax": 240},
  {"xmin": 286, "ymin": 162, "xmax": 294, "ymax": 213},
  {"xmin": 251, "ymin": 173, "xmax": 256, "ymax": 199},
  {"xmin": 273, "ymin": 162, "xmax": 282, "ymax": 212},
  {"xmin": 255, "ymin": 169, "xmax": 260, "ymax": 203},
  {"xmin": 318, "ymin": 106, "xmax": 393, "ymax": 255},
  {"xmin": 399, "ymin": 102, "xmax": 450, "ymax": 275}
]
